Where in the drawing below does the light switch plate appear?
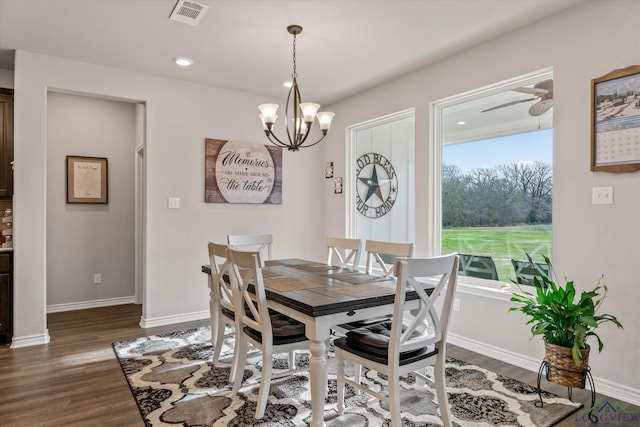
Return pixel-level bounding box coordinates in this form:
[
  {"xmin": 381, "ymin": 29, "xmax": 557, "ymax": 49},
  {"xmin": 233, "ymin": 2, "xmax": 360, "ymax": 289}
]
[
  {"xmin": 592, "ymin": 187, "xmax": 613, "ymax": 205},
  {"xmin": 168, "ymin": 197, "xmax": 181, "ymax": 209}
]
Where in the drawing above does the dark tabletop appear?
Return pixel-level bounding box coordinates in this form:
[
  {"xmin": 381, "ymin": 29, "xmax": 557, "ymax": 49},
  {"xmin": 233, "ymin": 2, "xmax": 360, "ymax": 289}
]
[{"xmin": 202, "ymin": 258, "xmax": 404, "ymax": 317}]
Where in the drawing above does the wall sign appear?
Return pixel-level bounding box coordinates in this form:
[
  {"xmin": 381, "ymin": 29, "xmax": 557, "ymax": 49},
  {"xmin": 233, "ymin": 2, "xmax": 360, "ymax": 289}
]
[
  {"xmin": 355, "ymin": 153, "xmax": 398, "ymax": 218},
  {"xmin": 205, "ymin": 139, "xmax": 282, "ymax": 204}
]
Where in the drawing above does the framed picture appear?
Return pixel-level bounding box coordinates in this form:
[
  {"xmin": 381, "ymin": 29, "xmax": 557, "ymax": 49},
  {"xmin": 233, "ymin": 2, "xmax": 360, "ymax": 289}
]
[
  {"xmin": 591, "ymin": 65, "xmax": 640, "ymax": 172},
  {"xmin": 66, "ymin": 155, "xmax": 108, "ymax": 203},
  {"xmin": 204, "ymin": 139, "xmax": 282, "ymax": 204}
]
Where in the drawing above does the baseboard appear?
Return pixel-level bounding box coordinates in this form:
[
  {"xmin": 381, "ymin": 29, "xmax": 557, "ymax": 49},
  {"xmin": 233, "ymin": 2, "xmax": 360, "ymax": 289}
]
[
  {"xmin": 139, "ymin": 310, "xmax": 209, "ymax": 328},
  {"xmin": 448, "ymin": 333, "xmax": 640, "ymax": 407},
  {"xmin": 11, "ymin": 330, "xmax": 51, "ymax": 348},
  {"xmin": 47, "ymin": 296, "xmax": 137, "ymax": 313}
]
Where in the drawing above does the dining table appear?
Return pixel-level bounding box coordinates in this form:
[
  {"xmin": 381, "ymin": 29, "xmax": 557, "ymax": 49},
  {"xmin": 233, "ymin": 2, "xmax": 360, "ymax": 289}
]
[{"xmin": 202, "ymin": 258, "xmax": 421, "ymax": 427}]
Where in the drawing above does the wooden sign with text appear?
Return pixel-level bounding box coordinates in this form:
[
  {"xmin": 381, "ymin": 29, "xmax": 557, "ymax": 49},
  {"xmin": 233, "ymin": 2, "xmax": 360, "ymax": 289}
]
[{"xmin": 205, "ymin": 139, "xmax": 282, "ymax": 204}]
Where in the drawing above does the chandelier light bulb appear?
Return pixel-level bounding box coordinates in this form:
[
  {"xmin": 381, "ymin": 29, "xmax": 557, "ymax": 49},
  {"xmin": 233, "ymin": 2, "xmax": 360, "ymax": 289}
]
[
  {"xmin": 317, "ymin": 112, "xmax": 335, "ymax": 132},
  {"xmin": 258, "ymin": 104, "xmax": 279, "ymax": 124},
  {"xmin": 300, "ymin": 103, "xmax": 320, "ymax": 122}
]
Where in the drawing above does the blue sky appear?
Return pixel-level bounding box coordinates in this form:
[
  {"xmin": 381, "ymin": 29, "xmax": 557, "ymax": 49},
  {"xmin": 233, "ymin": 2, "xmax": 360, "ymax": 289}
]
[{"xmin": 442, "ymin": 129, "xmax": 553, "ymax": 173}]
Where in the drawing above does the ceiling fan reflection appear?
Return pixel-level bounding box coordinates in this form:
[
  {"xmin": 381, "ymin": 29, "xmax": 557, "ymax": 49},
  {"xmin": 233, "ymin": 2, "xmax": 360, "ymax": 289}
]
[{"xmin": 481, "ymin": 79, "xmax": 553, "ymax": 117}]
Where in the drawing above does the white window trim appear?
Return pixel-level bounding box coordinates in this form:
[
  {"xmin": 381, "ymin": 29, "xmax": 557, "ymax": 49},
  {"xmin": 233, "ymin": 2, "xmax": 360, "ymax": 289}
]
[{"xmin": 429, "ymin": 68, "xmax": 553, "ymax": 300}]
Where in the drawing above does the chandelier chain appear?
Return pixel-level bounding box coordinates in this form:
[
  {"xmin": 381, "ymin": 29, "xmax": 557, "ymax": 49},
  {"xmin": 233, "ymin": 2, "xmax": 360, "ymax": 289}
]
[{"xmin": 292, "ymin": 33, "xmax": 297, "ymax": 79}]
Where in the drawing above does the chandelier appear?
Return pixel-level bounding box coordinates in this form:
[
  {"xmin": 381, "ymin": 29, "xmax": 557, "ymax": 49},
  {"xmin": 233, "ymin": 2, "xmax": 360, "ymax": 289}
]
[{"xmin": 258, "ymin": 25, "xmax": 334, "ymax": 151}]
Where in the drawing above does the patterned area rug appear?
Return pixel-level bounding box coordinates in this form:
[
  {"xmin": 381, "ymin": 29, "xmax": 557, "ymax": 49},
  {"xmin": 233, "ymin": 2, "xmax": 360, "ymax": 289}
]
[{"xmin": 112, "ymin": 327, "xmax": 582, "ymax": 427}]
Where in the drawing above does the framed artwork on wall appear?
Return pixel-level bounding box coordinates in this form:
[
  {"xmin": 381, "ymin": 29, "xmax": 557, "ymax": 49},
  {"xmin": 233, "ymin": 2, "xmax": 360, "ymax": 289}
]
[
  {"xmin": 591, "ymin": 65, "xmax": 640, "ymax": 172},
  {"xmin": 66, "ymin": 155, "xmax": 108, "ymax": 204},
  {"xmin": 204, "ymin": 138, "xmax": 282, "ymax": 204}
]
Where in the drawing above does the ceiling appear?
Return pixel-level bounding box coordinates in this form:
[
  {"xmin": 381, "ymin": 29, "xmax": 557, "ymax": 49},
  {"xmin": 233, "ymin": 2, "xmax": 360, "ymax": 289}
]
[{"xmin": 0, "ymin": 0, "xmax": 581, "ymax": 108}]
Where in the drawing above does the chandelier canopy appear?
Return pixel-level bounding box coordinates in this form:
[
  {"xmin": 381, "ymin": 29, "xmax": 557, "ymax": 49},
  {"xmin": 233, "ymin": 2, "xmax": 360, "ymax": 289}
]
[{"xmin": 258, "ymin": 25, "xmax": 334, "ymax": 151}]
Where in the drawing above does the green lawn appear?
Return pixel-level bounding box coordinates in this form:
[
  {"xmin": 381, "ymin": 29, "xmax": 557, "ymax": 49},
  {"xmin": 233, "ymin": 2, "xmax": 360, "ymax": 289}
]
[{"xmin": 442, "ymin": 225, "xmax": 552, "ymax": 282}]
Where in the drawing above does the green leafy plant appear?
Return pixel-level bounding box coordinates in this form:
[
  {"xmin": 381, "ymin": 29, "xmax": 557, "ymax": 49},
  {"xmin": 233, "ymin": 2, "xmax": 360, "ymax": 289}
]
[{"xmin": 509, "ymin": 254, "xmax": 623, "ymax": 366}]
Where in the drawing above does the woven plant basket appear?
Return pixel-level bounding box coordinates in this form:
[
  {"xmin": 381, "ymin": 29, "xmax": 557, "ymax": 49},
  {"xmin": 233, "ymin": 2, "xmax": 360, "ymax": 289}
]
[{"xmin": 544, "ymin": 341, "xmax": 590, "ymax": 388}]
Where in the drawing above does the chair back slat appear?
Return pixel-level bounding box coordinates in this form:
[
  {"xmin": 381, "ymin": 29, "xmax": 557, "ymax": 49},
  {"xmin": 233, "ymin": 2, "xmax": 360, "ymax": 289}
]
[
  {"xmin": 327, "ymin": 236, "xmax": 362, "ymax": 270},
  {"xmin": 390, "ymin": 254, "xmax": 459, "ymax": 365},
  {"xmin": 227, "ymin": 248, "xmax": 270, "ymax": 338},
  {"xmin": 227, "ymin": 234, "xmax": 273, "ymax": 260},
  {"xmin": 208, "ymin": 242, "xmax": 234, "ymax": 313},
  {"xmin": 364, "ymin": 239, "xmax": 414, "ymax": 277}
]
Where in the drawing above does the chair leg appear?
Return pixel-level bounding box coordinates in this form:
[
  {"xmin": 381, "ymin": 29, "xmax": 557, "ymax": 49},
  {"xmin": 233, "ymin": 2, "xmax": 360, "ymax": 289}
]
[
  {"xmin": 232, "ymin": 337, "xmax": 248, "ymax": 392},
  {"xmin": 434, "ymin": 355, "xmax": 452, "ymax": 427},
  {"xmin": 288, "ymin": 350, "xmax": 295, "ymax": 370},
  {"xmin": 353, "ymin": 361, "xmax": 362, "ymax": 394},
  {"xmin": 336, "ymin": 349, "xmax": 345, "ymax": 416},
  {"xmin": 255, "ymin": 351, "xmax": 273, "ymax": 419},
  {"xmin": 388, "ymin": 375, "xmax": 401, "ymax": 427},
  {"xmin": 212, "ymin": 316, "xmax": 227, "ymax": 365}
]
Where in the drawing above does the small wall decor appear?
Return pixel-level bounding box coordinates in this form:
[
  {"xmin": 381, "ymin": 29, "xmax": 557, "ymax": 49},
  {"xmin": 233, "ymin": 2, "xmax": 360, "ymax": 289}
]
[
  {"xmin": 591, "ymin": 65, "xmax": 640, "ymax": 172},
  {"xmin": 333, "ymin": 177, "xmax": 343, "ymax": 194},
  {"xmin": 205, "ymin": 138, "xmax": 282, "ymax": 204},
  {"xmin": 66, "ymin": 155, "xmax": 108, "ymax": 204},
  {"xmin": 325, "ymin": 161, "xmax": 334, "ymax": 178}
]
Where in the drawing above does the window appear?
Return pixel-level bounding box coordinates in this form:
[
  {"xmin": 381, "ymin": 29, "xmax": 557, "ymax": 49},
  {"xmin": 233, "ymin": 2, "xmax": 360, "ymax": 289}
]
[{"xmin": 433, "ymin": 69, "xmax": 553, "ymax": 286}]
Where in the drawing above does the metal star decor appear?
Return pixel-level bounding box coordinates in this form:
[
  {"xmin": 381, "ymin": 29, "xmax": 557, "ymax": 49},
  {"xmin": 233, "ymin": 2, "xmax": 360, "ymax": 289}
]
[{"xmin": 359, "ymin": 165, "xmax": 391, "ymax": 203}]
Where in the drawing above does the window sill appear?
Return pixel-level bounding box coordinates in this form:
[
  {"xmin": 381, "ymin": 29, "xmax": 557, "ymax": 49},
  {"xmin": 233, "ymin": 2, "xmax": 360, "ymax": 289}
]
[{"xmin": 456, "ymin": 277, "xmax": 518, "ymax": 302}]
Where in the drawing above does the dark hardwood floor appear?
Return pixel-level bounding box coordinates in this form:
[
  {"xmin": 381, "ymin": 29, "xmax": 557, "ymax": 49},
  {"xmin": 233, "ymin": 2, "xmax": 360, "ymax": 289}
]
[{"xmin": 0, "ymin": 304, "xmax": 635, "ymax": 426}]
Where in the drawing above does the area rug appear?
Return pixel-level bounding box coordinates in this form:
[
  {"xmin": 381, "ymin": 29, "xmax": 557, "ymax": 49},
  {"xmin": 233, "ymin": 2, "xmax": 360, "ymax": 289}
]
[{"xmin": 112, "ymin": 327, "xmax": 582, "ymax": 427}]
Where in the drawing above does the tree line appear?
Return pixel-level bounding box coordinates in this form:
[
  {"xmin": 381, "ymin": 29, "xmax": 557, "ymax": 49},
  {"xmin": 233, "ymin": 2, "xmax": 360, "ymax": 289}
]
[{"xmin": 442, "ymin": 161, "xmax": 552, "ymax": 227}]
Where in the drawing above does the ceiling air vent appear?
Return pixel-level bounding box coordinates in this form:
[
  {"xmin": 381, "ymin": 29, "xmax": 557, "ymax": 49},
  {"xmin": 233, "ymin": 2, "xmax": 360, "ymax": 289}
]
[{"xmin": 169, "ymin": 0, "xmax": 208, "ymax": 26}]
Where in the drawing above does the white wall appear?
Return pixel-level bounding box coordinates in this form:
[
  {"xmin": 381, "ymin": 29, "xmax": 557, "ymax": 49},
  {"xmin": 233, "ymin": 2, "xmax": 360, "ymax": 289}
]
[
  {"xmin": 46, "ymin": 92, "xmax": 136, "ymax": 308},
  {"xmin": 0, "ymin": 68, "xmax": 13, "ymax": 88},
  {"xmin": 322, "ymin": 0, "xmax": 639, "ymax": 403},
  {"xmin": 13, "ymin": 51, "xmax": 325, "ymax": 345}
]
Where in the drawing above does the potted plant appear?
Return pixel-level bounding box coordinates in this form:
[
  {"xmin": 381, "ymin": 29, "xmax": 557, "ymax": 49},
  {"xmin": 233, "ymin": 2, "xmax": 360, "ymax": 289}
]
[{"xmin": 509, "ymin": 254, "xmax": 623, "ymax": 388}]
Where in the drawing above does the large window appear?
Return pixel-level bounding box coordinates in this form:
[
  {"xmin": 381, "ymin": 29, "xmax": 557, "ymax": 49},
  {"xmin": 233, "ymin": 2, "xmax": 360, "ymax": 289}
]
[{"xmin": 435, "ymin": 70, "xmax": 553, "ymax": 285}]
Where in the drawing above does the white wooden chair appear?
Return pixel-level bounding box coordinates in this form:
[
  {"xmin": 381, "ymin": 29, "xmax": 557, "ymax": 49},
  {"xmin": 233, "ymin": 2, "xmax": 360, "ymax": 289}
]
[
  {"xmin": 364, "ymin": 239, "xmax": 414, "ymax": 277},
  {"xmin": 207, "ymin": 242, "xmax": 239, "ymax": 380},
  {"xmin": 227, "ymin": 247, "xmax": 309, "ymax": 419},
  {"xmin": 326, "ymin": 236, "xmax": 362, "ymax": 270},
  {"xmin": 227, "ymin": 233, "xmax": 273, "ymax": 260},
  {"xmin": 334, "ymin": 253, "xmax": 459, "ymax": 427}
]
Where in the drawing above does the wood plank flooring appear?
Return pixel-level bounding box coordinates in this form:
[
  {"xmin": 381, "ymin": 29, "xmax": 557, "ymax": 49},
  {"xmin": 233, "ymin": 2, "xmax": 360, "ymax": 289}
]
[{"xmin": 0, "ymin": 304, "xmax": 635, "ymax": 426}]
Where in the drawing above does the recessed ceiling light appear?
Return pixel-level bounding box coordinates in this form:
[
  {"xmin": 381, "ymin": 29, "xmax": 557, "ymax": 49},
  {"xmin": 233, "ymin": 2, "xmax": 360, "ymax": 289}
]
[
  {"xmin": 457, "ymin": 121, "xmax": 466, "ymax": 125},
  {"xmin": 283, "ymin": 80, "xmax": 293, "ymax": 88},
  {"xmin": 174, "ymin": 57, "xmax": 194, "ymax": 67}
]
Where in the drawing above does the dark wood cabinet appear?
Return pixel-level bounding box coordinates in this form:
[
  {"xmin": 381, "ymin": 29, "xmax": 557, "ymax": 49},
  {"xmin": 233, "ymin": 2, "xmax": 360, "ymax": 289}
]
[
  {"xmin": 0, "ymin": 251, "xmax": 12, "ymax": 344},
  {"xmin": 0, "ymin": 89, "xmax": 14, "ymax": 197}
]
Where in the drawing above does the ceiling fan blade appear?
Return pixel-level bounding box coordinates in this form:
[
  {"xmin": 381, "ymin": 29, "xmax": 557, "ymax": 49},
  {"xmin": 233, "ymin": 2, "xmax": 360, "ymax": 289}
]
[
  {"xmin": 513, "ymin": 87, "xmax": 549, "ymax": 96},
  {"xmin": 529, "ymin": 100, "xmax": 553, "ymax": 116},
  {"xmin": 481, "ymin": 97, "xmax": 537, "ymax": 113}
]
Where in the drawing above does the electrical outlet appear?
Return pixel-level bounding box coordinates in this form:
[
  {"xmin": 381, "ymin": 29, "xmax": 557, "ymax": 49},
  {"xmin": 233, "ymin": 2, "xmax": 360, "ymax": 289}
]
[
  {"xmin": 168, "ymin": 197, "xmax": 181, "ymax": 209},
  {"xmin": 94, "ymin": 273, "xmax": 102, "ymax": 284},
  {"xmin": 453, "ymin": 298, "xmax": 460, "ymax": 312}
]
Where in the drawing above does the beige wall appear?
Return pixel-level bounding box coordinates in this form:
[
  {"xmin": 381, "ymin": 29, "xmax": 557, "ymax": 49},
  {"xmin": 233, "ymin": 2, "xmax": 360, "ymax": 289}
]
[
  {"xmin": 321, "ymin": 0, "xmax": 639, "ymax": 403},
  {"xmin": 13, "ymin": 51, "xmax": 326, "ymax": 346}
]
